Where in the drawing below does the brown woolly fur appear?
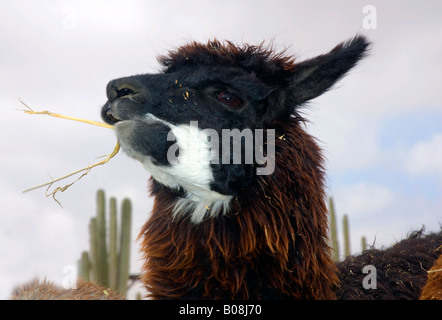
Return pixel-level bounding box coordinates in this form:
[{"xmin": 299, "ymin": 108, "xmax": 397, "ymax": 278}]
[
  {"xmin": 420, "ymin": 253, "xmax": 442, "ymax": 300},
  {"xmin": 336, "ymin": 229, "xmax": 442, "ymax": 300},
  {"xmin": 139, "ymin": 115, "xmax": 338, "ymax": 300},
  {"xmin": 11, "ymin": 279, "xmax": 122, "ymax": 300},
  {"xmin": 158, "ymin": 40, "xmax": 297, "ymax": 86}
]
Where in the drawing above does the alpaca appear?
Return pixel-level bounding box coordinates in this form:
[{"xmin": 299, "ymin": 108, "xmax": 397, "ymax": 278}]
[
  {"xmin": 12, "ymin": 36, "xmax": 442, "ymax": 300},
  {"xmin": 420, "ymin": 251, "xmax": 442, "ymax": 300},
  {"xmin": 100, "ymin": 36, "xmax": 370, "ymax": 299},
  {"xmin": 11, "ymin": 279, "xmax": 122, "ymax": 300},
  {"xmin": 336, "ymin": 229, "xmax": 442, "ymax": 300}
]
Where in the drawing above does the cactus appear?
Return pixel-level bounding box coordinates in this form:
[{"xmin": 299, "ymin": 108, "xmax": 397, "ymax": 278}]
[
  {"xmin": 77, "ymin": 190, "xmax": 132, "ymax": 298},
  {"xmin": 328, "ymin": 197, "xmax": 340, "ymax": 262},
  {"xmin": 78, "ymin": 251, "xmax": 90, "ymax": 282},
  {"xmin": 117, "ymin": 199, "xmax": 131, "ymax": 295},
  {"xmin": 342, "ymin": 214, "xmax": 351, "ymax": 257},
  {"xmin": 109, "ymin": 197, "xmax": 118, "ymax": 290},
  {"xmin": 361, "ymin": 236, "xmax": 367, "ymax": 252},
  {"xmin": 328, "ymin": 197, "xmax": 367, "ymax": 261},
  {"xmin": 88, "ymin": 217, "xmax": 99, "ymax": 281},
  {"xmin": 96, "ymin": 190, "xmax": 109, "ymax": 286}
]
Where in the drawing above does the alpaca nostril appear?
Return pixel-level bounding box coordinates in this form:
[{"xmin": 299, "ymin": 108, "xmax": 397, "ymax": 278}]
[
  {"xmin": 101, "ymin": 102, "xmax": 120, "ymax": 125},
  {"xmin": 106, "ymin": 109, "xmax": 120, "ymax": 124}
]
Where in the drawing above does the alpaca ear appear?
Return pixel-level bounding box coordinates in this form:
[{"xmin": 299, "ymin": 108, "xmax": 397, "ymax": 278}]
[{"xmin": 289, "ymin": 35, "xmax": 370, "ymax": 104}]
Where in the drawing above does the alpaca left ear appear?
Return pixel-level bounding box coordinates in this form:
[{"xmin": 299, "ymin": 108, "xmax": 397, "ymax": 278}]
[{"xmin": 289, "ymin": 35, "xmax": 370, "ymax": 105}]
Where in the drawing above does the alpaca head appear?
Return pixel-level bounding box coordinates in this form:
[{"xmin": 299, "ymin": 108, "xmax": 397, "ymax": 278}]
[{"xmin": 101, "ymin": 36, "xmax": 369, "ymax": 223}]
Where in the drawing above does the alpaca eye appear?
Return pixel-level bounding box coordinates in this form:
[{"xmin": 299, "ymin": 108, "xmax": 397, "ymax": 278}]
[
  {"xmin": 117, "ymin": 88, "xmax": 134, "ymax": 98},
  {"xmin": 216, "ymin": 91, "xmax": 242, "ymax": 107}
]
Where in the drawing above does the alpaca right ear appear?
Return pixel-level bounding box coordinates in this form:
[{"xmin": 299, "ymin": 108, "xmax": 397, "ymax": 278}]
[{"xmin": 289, "ymin": 35, "xmax": 370, "ymax": 105}]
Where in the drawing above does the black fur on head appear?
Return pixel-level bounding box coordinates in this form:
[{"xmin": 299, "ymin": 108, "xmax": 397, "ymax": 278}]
[{"xmin": 101, "ymin": 35, "xmax": 370, "ymax": 223}]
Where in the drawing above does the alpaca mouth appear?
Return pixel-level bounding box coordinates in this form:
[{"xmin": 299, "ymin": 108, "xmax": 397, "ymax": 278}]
[
  {"xmin": 106, "ymin": 108, "xmax": 121, "ymax": 124},
  {"xmin": 102, "ymin": 101, "xmax": 123, "ymax": 125}
]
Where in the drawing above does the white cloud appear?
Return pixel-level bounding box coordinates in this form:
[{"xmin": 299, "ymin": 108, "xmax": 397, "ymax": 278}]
[
  {"xmin": 0, "ymin": 181, "xmax": 78, "ymax": 299},
  {"xmin": 404, "ymin": 133, "xmax": 442, "ymax": 177},
  {"xmin": 307, "ymin": 110, "xmax": 381, "ymax": 172},
  {"xmin": 331, "ymin": 182, "xmax": 441, "ymax": 256},
  {"xmin": 330, "ymin": 182, "xmax": 396, "ymax": 258},
  {"xmin": 333, "ymin": 182, "xmax": 395, "ymax": 217}
]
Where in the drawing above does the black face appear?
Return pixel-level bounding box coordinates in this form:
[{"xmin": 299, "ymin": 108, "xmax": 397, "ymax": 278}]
[
  {"xmin": 101, "ymin": 37, "xmax": 369, "ymax": 201},
  {"xmin": 101, "ymin": 66, "xmax": 276, "ymax": 196},
  {"xmin": 101, "ymin": 66, "xmax": 273, "ymax": 131}
]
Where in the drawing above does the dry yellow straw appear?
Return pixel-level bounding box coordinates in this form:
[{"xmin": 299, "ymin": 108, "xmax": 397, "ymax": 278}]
[
  {"xmin": 428, "ymin": 268, "xmax": 442, "ymax": 274},
  {"xmin": 20, "ymin": 100, "xmax": 119, "ymax": 205},
  {"xmin": 20, "ymin": 100, "xmax": 114, "ymax": 129}
]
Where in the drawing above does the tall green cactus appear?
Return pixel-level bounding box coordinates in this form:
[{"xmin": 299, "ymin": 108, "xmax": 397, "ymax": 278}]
[
  {"xmin": 96, "ymin": 190, "xmax": 109, "ymax": 286},
  {"xmin": 78, "ymin": 189, "xmax": 132, "ymax": 298},
  {"xmin": 109, "ymin": 197, "xmax": 118, "ymax": 290},
  {"xmin": 361, "ymin": 236, "xmax": 367, "ymax": 252},
  {"xmin": 328, "ymin": 197, "xmax": 366, "ymax": 261},
  {"xmin": 117, "ymin": 199, "xmax": 131, "ymax": 295},
  {"xmin": 342, "ymin": 214, "xmax": 351, "ymax": 257},
  {"xmin": 78, "ymin": 251, "xmax": 90, "ymax": 282},
  {"xmin": 328, "ymin": 197, "xmax": 340, "ymax": 262}
]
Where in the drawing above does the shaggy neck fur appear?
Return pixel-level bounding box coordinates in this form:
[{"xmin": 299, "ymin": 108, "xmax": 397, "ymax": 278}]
[{"xmin": 139, "ymin": 115, "xmax": 339, "ymax": 299}]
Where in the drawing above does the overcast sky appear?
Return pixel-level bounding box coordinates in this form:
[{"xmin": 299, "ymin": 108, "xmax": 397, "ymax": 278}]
[{"xmin": 1, "ymin": 0, "xmax": 441, "ymax": 299}]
